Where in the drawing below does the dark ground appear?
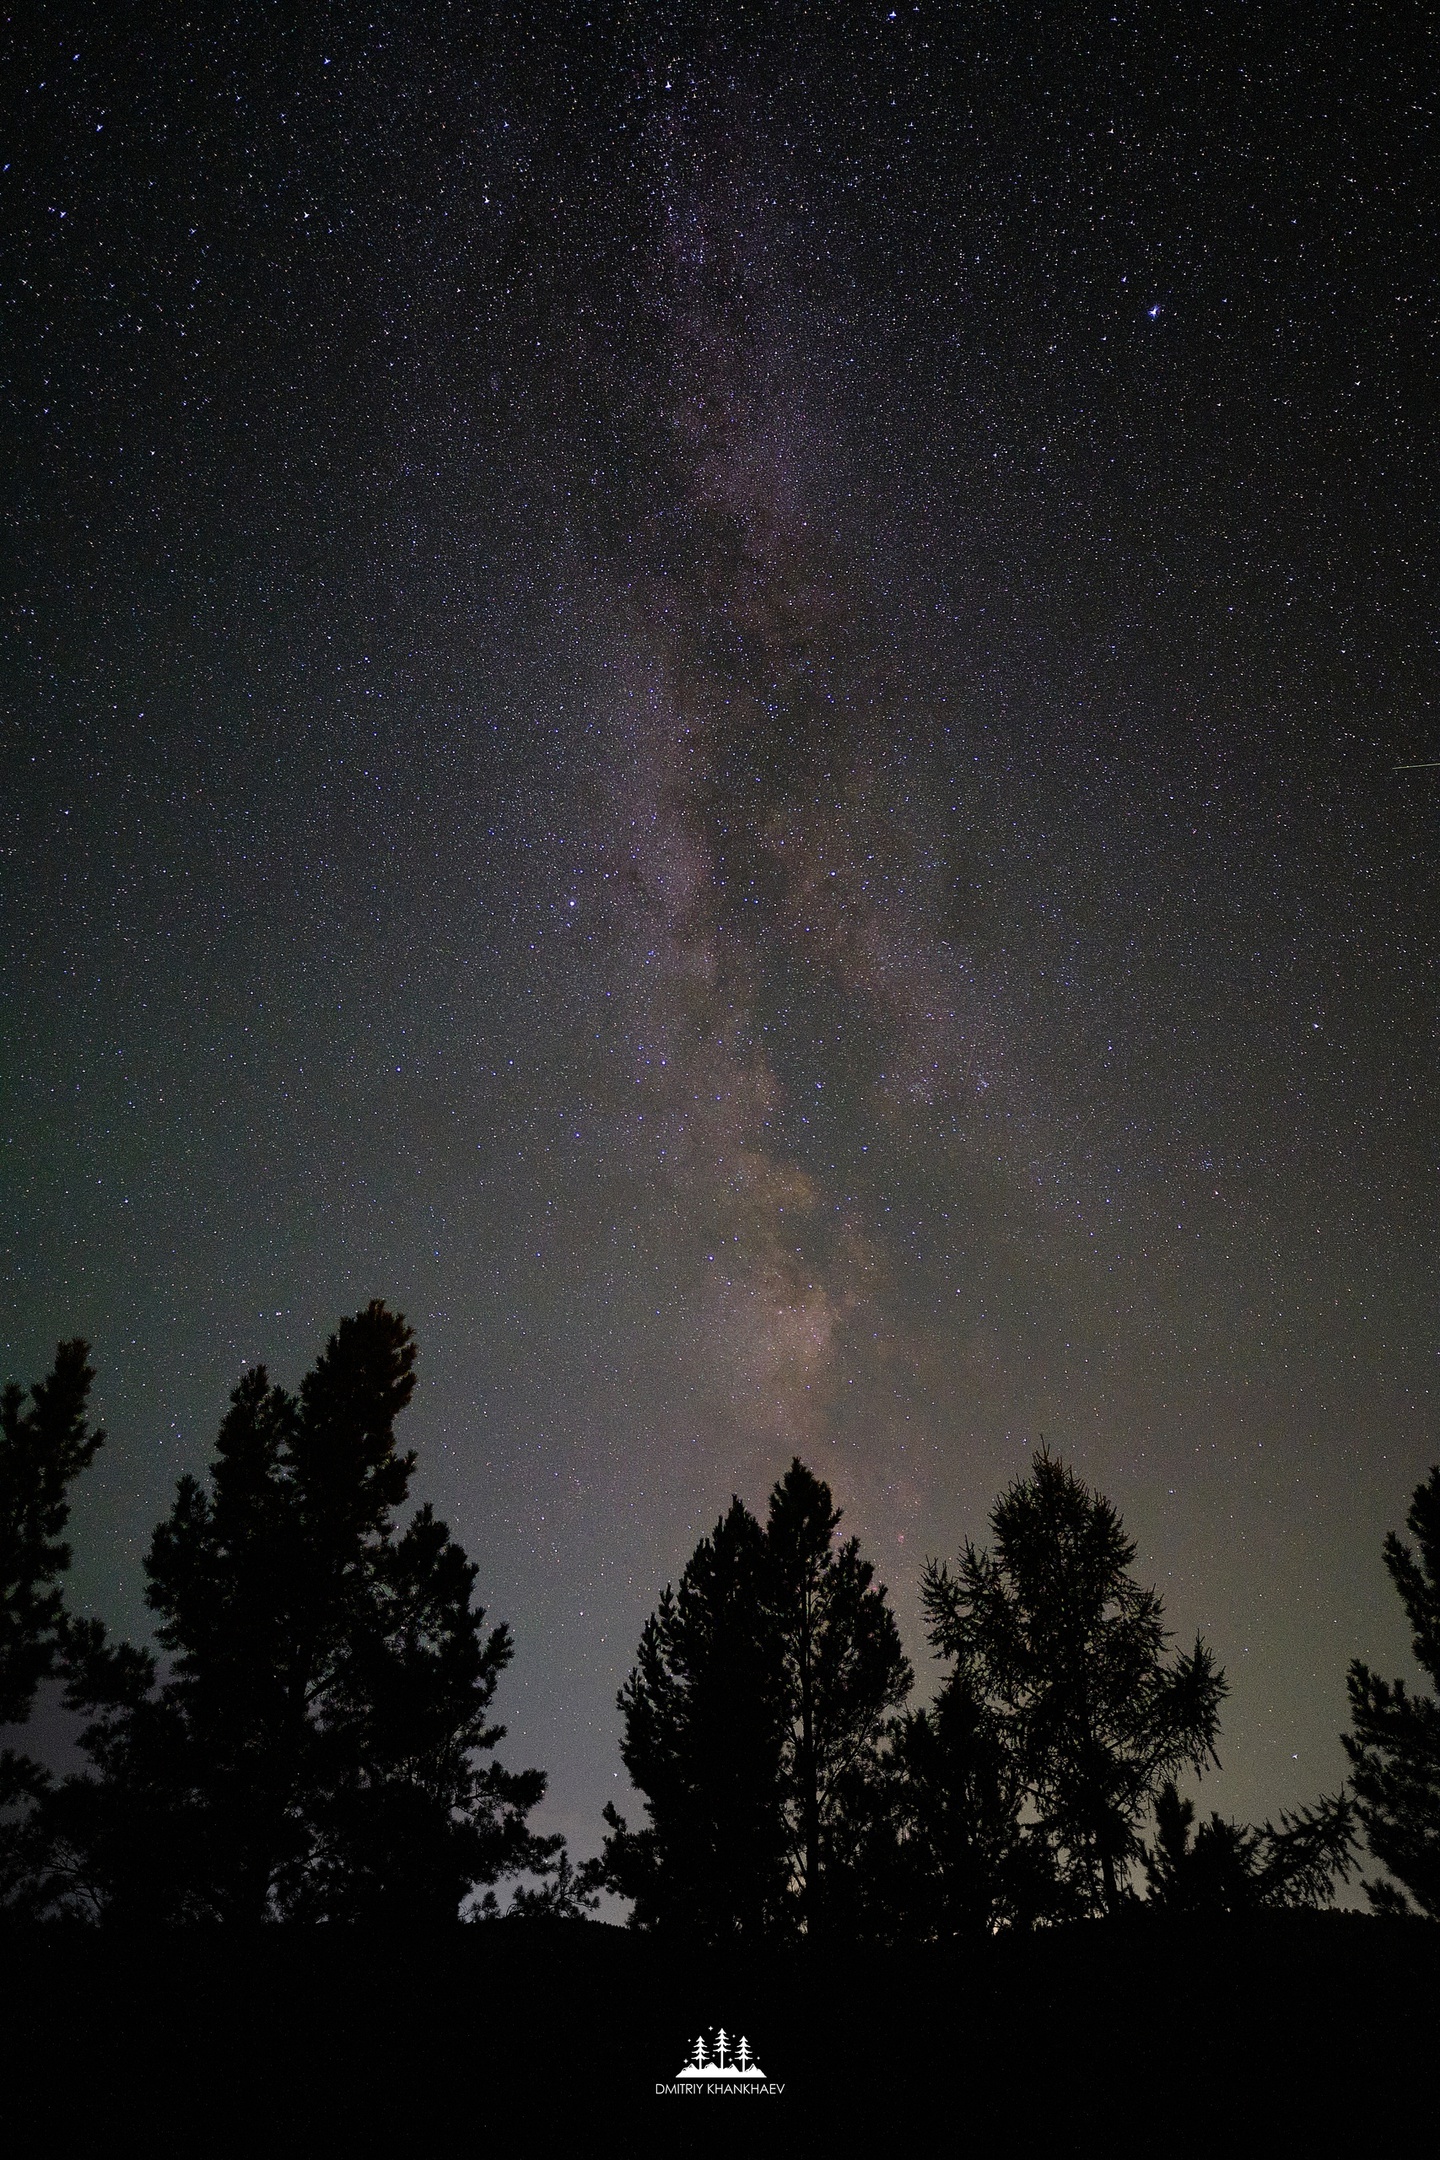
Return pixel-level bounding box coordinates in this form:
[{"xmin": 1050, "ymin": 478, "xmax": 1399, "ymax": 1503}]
[{"xmin": 3, "ymin": 1912, "xmax": 1434, "ymax": 2154}]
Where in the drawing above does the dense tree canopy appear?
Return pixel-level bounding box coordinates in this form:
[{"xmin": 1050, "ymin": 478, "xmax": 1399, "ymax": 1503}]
[
  {"xmin": 600, "ymin": 1449, "xmax": 1375, "ymax": 1940},
  {"xmin": 882, "ymin": 1642, "xmax": 1045, "ymax": 1938},
  {"xmin": 0, "ymin": 1328, "xmax": 1405, "ymax": 1939},
  {"xmin": 1142, "ymin": 1780, "xmax": 1356, "ymax": 1912}
]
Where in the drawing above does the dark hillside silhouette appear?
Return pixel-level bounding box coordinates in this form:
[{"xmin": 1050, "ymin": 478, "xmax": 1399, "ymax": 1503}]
[
  {"xmin": 4, "ymin": 1910, "xmax": 1438, "ymax": 2148},
  {"xmin": 1344, "ymin": 1464, "xmax": 1440, "ymax": 1917},
  {"xmin": 30, "ymin": 1305, "xmax": 558, "ymax": 1921}
]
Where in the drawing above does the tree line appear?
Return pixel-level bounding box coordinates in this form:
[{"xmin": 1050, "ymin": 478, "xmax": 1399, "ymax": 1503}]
[{"xmin": 1, "ymin": 1306, "xmax": 1437, "ymax": 1932}]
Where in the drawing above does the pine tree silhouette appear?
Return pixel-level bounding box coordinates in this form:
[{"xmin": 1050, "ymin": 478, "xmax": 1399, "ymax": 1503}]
[
  {"xmin": 767, "ymin": 1461, "xmax": 913, "ymax": 1936},
  {"xmin": 922, "ymin": 1449, "xmax": 1226, "ymax": 1917},
  {"xmin": 1142, "ymin": 1776, "xmax": 1356, "ymax": 1910},
  {"xmin": 1344, "ymin": 1464, "xmax": 1440, "ymax": 1915},
  {"xmin": 603, "ymin": 1460, "xmax": 910, "ymax": 1940},
  {"xmin": 601, "ymin": 1497, "xmax": 791, "ymax": 1940},
  {"xmin": 882, "ymin": 1651, "xmax": 1043, "ymax": 1937},
  {"xmin": 45, "ymin": 1304, "xmax": 561, "ymax": 1921},
  {"xmin": 0, "ymin": 1341, "xmax": 105, "ymax": 1912},
  {"xmin": 0, "ymin": 1340, "xmax": 103, "ymax": 1727}
]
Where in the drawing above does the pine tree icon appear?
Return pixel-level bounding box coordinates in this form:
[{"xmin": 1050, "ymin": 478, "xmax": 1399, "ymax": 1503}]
[{"xmin": 675, "ymin": 2025, "xmax": 765, "ymax": 2080}]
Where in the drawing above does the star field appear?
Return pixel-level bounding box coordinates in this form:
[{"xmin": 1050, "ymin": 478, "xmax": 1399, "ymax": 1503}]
[{"xmin": 3, "ymin": 2, "xmax": 1437, "ymax": 1862}]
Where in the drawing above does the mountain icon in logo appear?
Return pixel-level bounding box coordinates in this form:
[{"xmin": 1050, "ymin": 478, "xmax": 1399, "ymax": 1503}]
[{"xmin": 677, "ymin": 2028, "xmax": 766, "ymax": 2080}]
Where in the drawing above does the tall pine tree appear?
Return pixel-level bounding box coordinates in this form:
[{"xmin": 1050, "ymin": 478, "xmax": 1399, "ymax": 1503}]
[
  {"xmin": 765, "ymin": 1461, "xmax": 912, "ymax": 1936},
  {"xmin": 602, "ymin": 1458, "xmax": 910, "ymax": 1939},
  {"xmin": 922, "ymin": 1450, "xmax": 1226, "ymax": 1917},
  {"xmin": 1343, "ymin": 1464, "xmax": 1440, "ymax": 1917},
  {"xmin": 0, "ymin": 1341, "xmax": 105, "ymax": 1913},
  {"xmin": 600, "ymin": 1497, "xmax": 789, "ymax": 1940},
  {"xmin": 49, "ymin": 1304, "xmax": 556, "ymax": 1921}
]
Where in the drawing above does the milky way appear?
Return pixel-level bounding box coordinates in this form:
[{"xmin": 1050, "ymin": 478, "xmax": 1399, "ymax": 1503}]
[{"xmin": 3, "ymin": 7, "xmax": 1436, "ymax": 1865}]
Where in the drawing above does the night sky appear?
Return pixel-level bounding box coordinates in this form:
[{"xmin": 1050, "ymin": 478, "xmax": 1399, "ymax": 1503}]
[{"xmin": 5, "ymin": 3, "xmax": 1437, "ymax": 1871}]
